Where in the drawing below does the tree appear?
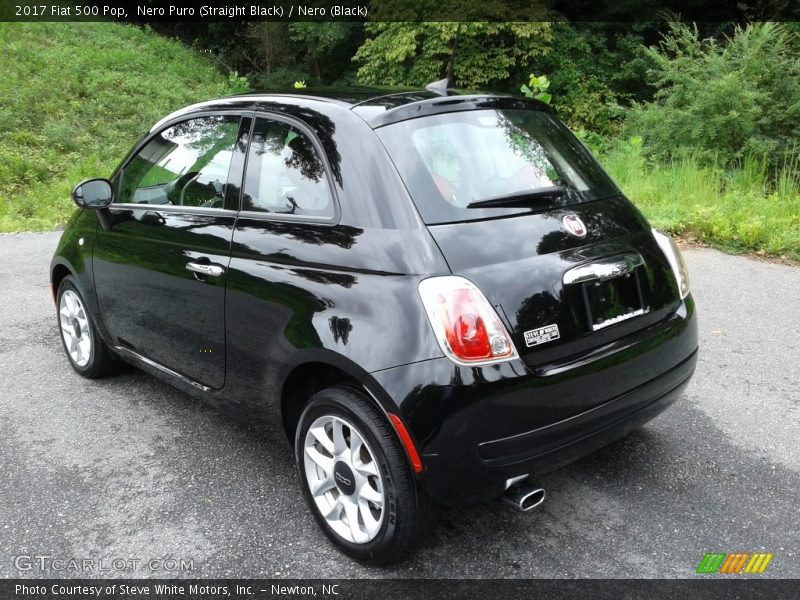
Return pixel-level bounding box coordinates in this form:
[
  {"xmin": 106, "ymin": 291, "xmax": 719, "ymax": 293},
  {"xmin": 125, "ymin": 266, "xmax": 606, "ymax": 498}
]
[
  {"xmin": 246, "ymin": 23, "xmax": 292, "ymax": 74},
  {"xmin": 289, "ymin": 23, "xmax": 357, "ymax": 82},
  {"xmin": 353, "ymin": 22, "xmax": 553, "ymax": 89}
]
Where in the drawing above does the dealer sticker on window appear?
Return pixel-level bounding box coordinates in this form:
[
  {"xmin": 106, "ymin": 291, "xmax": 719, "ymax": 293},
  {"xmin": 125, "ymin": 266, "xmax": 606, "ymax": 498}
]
[{"xmin": 524, "ymin": 324, "xmax": 560, "ymax": 347}]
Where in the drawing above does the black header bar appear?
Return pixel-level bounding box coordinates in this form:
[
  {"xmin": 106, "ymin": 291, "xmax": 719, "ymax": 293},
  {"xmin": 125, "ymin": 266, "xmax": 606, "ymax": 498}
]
[
  {"xmin": 1, "ymin": 0, "xmax": 798, "ymax": 22},
  {"xmin": 3, "ymin": 579, "xmax": 800, "ymax": 600}
]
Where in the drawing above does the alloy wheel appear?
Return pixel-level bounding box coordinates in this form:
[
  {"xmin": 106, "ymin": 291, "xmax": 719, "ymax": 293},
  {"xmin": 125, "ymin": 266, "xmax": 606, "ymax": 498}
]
[
  {"xmin": 59, "ymin": 289, "xmax": 92, "ymax": 367},
  {"xmin": 303, "ymin": 415, "xmax": 385, "ymax": 544}
]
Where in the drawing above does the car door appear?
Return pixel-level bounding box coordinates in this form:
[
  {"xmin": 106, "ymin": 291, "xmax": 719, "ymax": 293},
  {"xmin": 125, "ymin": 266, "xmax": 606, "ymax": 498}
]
[
  {"xmin": 223, "ymin": 114, "xmax": 342, "ymax": 396},
  {"xmin": 92, "ymin": 113, "xmax": 251, "ymax": 390}
]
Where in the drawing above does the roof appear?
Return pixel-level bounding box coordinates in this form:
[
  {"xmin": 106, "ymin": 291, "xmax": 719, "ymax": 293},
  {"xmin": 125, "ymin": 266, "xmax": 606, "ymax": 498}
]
[{"xmin": 149, "ymin": 87, "xmax": 549, "ymax": 133}]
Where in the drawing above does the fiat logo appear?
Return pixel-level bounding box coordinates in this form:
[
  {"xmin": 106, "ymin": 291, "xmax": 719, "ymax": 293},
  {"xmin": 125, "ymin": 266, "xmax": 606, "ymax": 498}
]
[{"xmin": 562, "ymin": 214, "xmax": 587, "ymax": 238}]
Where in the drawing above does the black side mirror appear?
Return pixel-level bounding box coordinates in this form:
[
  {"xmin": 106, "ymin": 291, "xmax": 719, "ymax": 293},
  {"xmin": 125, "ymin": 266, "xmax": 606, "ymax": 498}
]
[{"xmin": 72, "ymin": 178, "xmax": 113, "ymax": 209}]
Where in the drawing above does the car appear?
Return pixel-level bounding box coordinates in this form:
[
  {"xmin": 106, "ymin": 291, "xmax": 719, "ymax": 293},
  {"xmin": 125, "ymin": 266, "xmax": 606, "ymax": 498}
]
[{"xmin": 51, "ymin": 84, "xmax": 697, "ymax": 564}]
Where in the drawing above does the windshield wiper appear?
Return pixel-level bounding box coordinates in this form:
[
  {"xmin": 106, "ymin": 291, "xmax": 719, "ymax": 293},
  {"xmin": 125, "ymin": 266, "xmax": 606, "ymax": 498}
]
[{"xmin": 466, "ymin": 185, "xmax": 567, "ymax": 209}]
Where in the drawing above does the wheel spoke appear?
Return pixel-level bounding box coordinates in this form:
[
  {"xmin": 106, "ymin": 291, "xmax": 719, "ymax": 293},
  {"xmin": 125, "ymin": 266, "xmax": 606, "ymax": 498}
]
[
  {"xmin": 62, "ymin": 331, "xmax": 74, "ymax": 352},
  {"xmin": 59, "ymin": 305, "xmax": 71, "ymax": 320},
  {"xmin": 348, "ymin": 428, "xmax": 364, "ymax": 460},
  {"xmin": 64, "ymin": 292, "xmax": 76, "ymax": 314},
  {"xmin": 358, "ymin": 480, "xmax": 383, "ymax": 505},
  {"xmin": 309, "ymin": 425, "xmax": 334, "ymax": 455},
  {"xmin": 322, "ymin": 497, "xmax": 344, "ymax": 521},
  {"xmin": 332, "ymin": 419, "xmax": 347, "ymax": 455},
  {"xmin": 305, "ymin": 445, "xmax": 333, "ymax": 473},
  {"xmin": 79, "ymin": 337, "xmax": 91, "ymax": 360},
  {"xmin": 358, "ymin": 497, "xmax": 381, "ymax": 537},
  {"xmin": 343, "ymin": 497, "xmax": 366, "ymax": 543},
  {"xmin": 310, "ymin": 475, "xmax": 335, "ymax": 497},
  {"xmin": 353, "ymin": 454, "xmax": 378, "ymax": 477}
]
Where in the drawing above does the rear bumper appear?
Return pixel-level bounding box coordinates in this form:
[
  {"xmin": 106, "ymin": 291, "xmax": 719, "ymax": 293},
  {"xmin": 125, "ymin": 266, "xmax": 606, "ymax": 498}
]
[{"xmin": 364, "ymin": 296, "xmax": 698, "ymax": 506}]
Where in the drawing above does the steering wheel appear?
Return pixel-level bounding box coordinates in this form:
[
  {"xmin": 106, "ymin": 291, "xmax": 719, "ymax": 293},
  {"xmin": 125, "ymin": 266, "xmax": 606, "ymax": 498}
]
[
  {"xmin": 166, "ymin": 171, "xmax": 199, "ymax": 204},
  {"xmin": 179, "ymin": 172, "xmax": 205, "ymax": 206}
]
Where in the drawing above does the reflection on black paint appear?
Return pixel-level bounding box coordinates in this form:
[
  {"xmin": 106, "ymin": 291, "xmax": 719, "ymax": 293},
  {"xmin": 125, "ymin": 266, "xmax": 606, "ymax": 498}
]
[
  {"xmin": 291, "ymin": 107, "xmax": 343, "ymax": 187},
  {"xmin": 515, "ymin": 290, "xmax": 562, "ymax": 337},
  {"xmin": 291, "ymin": 268, "xmax": 356, "ymax": 288},
  {"xmin": 232, "ymin": 222, "xmax": 363, "ymax": 254},
  {"xmin": 329, "ymin": 316, "xmax": 353, "ymax": 345}
]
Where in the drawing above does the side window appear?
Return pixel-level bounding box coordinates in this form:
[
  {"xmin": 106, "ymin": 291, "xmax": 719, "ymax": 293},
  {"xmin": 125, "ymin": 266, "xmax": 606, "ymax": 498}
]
[
  {"xmin": 118, "ymin": 115, "xmax": 241, "ymax": 209},
  {"xmin": 242, "ymin": 118, "xmax": 333, "ymax": 218}
]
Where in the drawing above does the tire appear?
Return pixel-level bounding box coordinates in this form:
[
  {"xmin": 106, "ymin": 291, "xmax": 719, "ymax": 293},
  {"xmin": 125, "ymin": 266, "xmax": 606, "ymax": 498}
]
[
  {"xmin": 295, "ymin": 386, "xmax": 436, "ymax": 564},
  {"xmin": 56, "ymin": 276, "xmax": 117, "ymax": 378}
]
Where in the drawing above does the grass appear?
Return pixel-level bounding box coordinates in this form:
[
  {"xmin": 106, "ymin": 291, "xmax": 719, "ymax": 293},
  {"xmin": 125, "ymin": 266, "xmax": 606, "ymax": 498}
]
[
  {"xmin": 604, "ymin": 143, "xmax": 800, "ymax": 261},
  {"xmin": 0, "ymin": 22, "xmax": 244, "ymax": 232}
]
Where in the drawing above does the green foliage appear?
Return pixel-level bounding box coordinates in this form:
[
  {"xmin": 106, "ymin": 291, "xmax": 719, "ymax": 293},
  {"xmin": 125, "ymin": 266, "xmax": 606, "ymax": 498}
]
[
  {"xmin": 289, "ymin": 23, "xmax": 357, "ymax": 82},
  {"xmin": 226, "ymin": 71, "xmax": 250, "ymax": 94},
  {"xmin": 520, "ymin": 74, "xmax": 551, "ymax": 104},
  {"xmin": 526, "ymin": 23, "xmax": 651, "ymax": 136},
  {"xmin": 354, "ymin": 22, "xmax": 553, "ymax": 88},
  {"xmin": 0, "ymin": 22, "xmax": 246, "ymax": 232},
  {"xmin": 252, "ymin": 67, "xmax": 312, "ymax": 91},
  {"xmin": 575, "ymin": 129, "xmax": 611, "ymax": 156},
  {"xmin": 604, "ymin": 139, "xmax": 800, "ymax": 260},
  {"xmin": 627, "ymin": 22, "xmax": 800, "ymax": 173}
]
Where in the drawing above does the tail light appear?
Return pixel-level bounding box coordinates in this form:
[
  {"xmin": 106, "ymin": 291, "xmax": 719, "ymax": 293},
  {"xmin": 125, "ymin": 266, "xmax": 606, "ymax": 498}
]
[
  {"xmin": 418, "ymin": 276, "xmax": 518, "ymax": 366},
  {"xmin": 652, "ymin": 229, "xmax": 690, "ymax": 299}
]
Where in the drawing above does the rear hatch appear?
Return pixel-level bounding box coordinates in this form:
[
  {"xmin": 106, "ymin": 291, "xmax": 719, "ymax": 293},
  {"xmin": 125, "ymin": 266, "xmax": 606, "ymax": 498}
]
[
  {"xmin": 426, "ymin": 198, "xmax": 680, "ymax": 369},
  {"xmin": 377, "ymin": 101, "xmax": 682, "ymax": 372}
]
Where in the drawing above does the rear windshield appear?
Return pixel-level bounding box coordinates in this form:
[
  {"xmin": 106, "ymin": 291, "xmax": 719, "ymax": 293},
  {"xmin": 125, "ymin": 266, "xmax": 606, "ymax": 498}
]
[{"xmin": 376, "ymin": 109, "xmax": 619, "ymax": 224}]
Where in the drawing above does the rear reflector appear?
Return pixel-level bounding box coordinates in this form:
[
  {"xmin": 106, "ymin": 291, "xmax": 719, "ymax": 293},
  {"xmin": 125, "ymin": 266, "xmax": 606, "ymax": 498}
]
[{"xmin": 388, "ymin": 413, "xmax": 423, "ymax": 474}]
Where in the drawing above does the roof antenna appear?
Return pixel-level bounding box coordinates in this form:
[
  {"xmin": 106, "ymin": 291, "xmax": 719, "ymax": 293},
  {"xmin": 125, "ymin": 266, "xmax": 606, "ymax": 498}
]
[
  {"xmin": 426, "ymin": 24, "xmax": 460, "ymax": 97},
  {"xmin": 425, "ymin": 78, "xmax": 450, "ymax": 96}
]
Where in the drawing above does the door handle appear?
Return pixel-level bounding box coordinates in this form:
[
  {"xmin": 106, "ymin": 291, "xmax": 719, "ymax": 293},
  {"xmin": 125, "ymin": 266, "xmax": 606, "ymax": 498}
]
[
  {"xmin": 186, "ymin": 262, "xmax": 224, "ymax": 278},
  {"xmin": 563, "ymin": 253, "xmax": 643, "ymax": 285}
]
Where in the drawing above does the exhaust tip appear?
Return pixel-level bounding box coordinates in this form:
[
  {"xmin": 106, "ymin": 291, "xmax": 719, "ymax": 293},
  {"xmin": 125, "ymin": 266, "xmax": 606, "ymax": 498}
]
[{"xmin": 503, "ymin": 483, "xmax": 546, "ymax": 512}]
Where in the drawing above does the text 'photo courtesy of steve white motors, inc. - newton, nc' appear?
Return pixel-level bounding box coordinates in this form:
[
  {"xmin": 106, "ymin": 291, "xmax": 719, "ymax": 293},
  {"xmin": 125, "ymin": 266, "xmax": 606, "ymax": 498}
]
[
  {"xmin": 13, "ymin": 3, "xmax": 369, "ymax": 18},
  {"xmin": 14, "ymin": 583, "xmax": 340, "ymax": 598}
]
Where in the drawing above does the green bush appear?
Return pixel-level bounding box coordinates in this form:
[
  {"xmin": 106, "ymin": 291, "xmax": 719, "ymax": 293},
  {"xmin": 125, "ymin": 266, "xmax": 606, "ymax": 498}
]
[{"xmin": 626, "ymin": 22, "xmax": 800, "ymax": 174}]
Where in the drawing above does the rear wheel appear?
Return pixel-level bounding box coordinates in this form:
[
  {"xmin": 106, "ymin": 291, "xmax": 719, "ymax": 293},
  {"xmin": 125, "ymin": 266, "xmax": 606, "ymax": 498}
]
[
  {"xmin": 56, "ymin": 277, "xmax": 116, "ymax": 378},
  {"xmin": 295, "ymin": 386, "xmax": 435, "ymax": 564}
]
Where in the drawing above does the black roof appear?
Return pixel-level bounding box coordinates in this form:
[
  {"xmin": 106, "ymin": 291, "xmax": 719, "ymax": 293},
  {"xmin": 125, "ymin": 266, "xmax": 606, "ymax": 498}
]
[{"xmin": 151, "ymin": 87, "xmax": 549, "ymax": 132}]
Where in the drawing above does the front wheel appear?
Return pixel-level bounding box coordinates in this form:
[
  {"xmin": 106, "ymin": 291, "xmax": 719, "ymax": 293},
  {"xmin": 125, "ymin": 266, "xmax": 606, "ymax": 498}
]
[
  {"xmin": 56, "ymin": 276, "xmax": 117, "ymax": 378},
  {"xmin": 295, "ymin": 386, "xmax": 435, "ymax": 564}
]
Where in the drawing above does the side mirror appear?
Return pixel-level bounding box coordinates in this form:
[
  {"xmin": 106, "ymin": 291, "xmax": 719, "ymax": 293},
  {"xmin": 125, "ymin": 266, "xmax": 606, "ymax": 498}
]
[{"xmin": 72, "ymin": 178, "xmax": 113, "ymax": 209}]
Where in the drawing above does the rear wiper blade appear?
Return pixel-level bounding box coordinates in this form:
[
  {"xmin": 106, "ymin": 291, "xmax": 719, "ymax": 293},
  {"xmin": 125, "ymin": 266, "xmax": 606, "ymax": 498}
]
[{"xmin": 466, "ymin": 185, "xmax": 567, "ymax": 209}]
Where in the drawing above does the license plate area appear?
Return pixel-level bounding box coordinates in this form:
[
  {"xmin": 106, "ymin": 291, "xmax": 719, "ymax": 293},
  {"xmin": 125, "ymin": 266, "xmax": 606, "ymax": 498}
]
[{"xmin": 581, "ymin": 270, "xmax": 647, "ymax": 332}]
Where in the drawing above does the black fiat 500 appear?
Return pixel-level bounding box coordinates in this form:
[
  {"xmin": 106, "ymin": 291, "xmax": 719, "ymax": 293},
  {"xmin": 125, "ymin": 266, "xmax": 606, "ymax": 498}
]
[{"xmin": 51, "ymin": 87, "xmax": 697, "ymax": 564}]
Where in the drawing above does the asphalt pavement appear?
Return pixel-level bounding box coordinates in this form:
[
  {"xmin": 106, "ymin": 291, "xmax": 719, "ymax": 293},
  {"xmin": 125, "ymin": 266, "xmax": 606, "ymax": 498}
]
[{"xmin": 1, "ymin": 232, "xmax": 798, "ymax": 578}]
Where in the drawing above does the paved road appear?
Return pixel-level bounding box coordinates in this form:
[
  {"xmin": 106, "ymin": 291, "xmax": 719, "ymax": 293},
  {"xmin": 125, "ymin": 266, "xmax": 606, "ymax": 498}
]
[{"xmin": 1, "ymin": 232, "xmax": 798, "ymax": 579}]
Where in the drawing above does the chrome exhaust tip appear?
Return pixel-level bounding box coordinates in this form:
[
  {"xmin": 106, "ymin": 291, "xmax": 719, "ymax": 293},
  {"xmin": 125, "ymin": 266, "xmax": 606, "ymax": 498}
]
[{"xmin": 503, "ymin": 482, "xmax": 546, "ymax": 512}]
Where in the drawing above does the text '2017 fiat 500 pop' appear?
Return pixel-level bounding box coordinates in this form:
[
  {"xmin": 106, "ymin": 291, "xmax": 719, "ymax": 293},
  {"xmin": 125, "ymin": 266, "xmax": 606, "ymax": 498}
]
[{"xmin": 51, "ymin": 84, "xmax": 697, "ymax": 564}]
